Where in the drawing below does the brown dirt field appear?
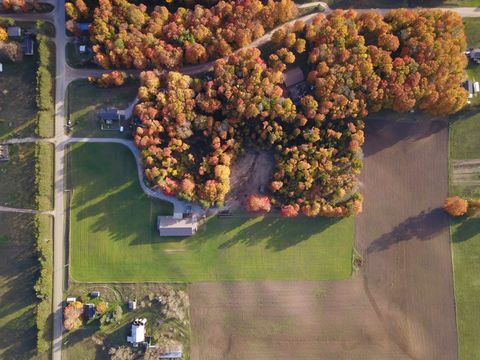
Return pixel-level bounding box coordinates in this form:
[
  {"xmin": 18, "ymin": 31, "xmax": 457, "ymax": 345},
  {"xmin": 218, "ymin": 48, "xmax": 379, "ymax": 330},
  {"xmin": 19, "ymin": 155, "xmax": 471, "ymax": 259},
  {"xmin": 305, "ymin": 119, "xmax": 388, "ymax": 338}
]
[
  {"xmin": 189, "ymin": 118, "xmax": 457, "ymax": 360},
  {"xmin": 225, "ymin": 150, "xmax": 274, "ymax": 211}
]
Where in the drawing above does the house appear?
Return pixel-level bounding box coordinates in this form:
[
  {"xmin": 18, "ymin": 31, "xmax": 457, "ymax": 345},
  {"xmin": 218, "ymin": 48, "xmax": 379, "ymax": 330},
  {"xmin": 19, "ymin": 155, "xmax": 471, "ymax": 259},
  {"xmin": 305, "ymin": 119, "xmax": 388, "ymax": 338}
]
[
  {"xmin": 84, "ymin": 303, "xmax": 96, "ymax": 320},
  {"xmin": 128, "ymin": 299, "xmax": 137, "ymax": 310},
  {"xmin": 66, "ymin": 297, "xmax": 77, "ymax": 304},
  {"xmin": 7, "ymin": 26, "xmax": 21, "ymax": 38},
  {"xmin": 90, "ymin": 291, "xmax": 100, "ymax": 298},
  {"xmin": 22, "ymin": 35, "xmax": 34, "ymax": 56},
  {"xmin": 99, "ymin": 108, "xmax": 122, "ymax": 124},
  {"xmin": 127, "ymin": 318, "xmax": 147, "ymax": 346},
  {"xmin": 0, "ymin": 145, "xmax": 9, "ymax": 161},
  {"xmin": 283, "ymin": 67, "xmax": 305, "ymax": 88},
  {"xmin": 470, "ymin": 48, "xmax": 480, "ymax": 64},
  {"xmin": 157, "ymin": 215, "xmax": 198, "ymax": 237}
]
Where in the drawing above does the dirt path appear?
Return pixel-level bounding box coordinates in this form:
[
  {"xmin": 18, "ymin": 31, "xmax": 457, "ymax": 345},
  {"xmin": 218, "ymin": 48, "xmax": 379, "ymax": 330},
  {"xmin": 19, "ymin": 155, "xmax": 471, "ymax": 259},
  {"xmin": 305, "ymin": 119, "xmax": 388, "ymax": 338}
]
[{"xmin": 189, "ymin": 117, "xmax": 457, "ymax": 360}]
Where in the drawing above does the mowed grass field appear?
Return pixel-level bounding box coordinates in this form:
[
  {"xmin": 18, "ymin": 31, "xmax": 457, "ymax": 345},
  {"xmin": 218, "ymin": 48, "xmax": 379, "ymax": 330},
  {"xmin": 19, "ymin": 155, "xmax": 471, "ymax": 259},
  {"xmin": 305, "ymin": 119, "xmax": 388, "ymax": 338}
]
[
  {"xmin": 69, "ymin": 143, "xmax": 354, "ymax": 282},
  {"xmin": 449, "ymin": 109, "xmax": 480, "ymax": 360}
]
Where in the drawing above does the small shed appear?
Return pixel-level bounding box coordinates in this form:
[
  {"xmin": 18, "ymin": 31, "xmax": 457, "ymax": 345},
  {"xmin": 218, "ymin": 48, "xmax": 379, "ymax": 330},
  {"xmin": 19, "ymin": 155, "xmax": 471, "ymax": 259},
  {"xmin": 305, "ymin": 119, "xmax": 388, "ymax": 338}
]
[
  {"xmin": 0, "ymin": 63, "xmax": 3, "ymax": 73},
  {"xmin": 66, "ymin": 297, "xmax": 77, "ymax": 304},
  {"xmin": 283, "ymin": 67, "xmax": 305, "ymax": 88},
  {"xmin": 22, "ymin": 36, "xmax": 34, "ymax": 56},
  {"xmin": 90, "ymin": 291, "xmax": 100, "ymax": 298},
  {"xmin": 127, "ymin": 318, "xmax": 147, "ymax": 345},
  {"xmin": 7, "ymin": 26, "xmax": 21, "ymax": 38},
  {"xmin": 84, "ymin": 303, "xmax": 96, "ymax": 320},
  {"xmin": 157, "ymin": 216, "xmax": 198, "ymax": 237},
  {"xmin": 128, "ymin": 299, "xmax": 137, "ymax": 310},
  {"xmin": 0, "ymin": 145, "xmax": 9, "ymax": 161},
  {"xmin": 79, "ymin": 45, "xmax": 86, "ymax": 53}
]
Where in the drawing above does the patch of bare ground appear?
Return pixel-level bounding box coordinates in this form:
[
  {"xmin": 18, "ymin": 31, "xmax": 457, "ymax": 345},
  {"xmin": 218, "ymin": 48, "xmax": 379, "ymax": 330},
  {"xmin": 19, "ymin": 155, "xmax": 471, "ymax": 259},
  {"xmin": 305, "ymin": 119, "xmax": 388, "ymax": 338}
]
[
  {"xmin": 452, "ymin": 159, "xmax": 480, "ymax": 185},
  {"xmin": 189, "ymin": 117, "xmax": 457, "ymax": 360},
  {"xmin": 225, "ymin": 150, "xmax": 274, "ymax": 211}
]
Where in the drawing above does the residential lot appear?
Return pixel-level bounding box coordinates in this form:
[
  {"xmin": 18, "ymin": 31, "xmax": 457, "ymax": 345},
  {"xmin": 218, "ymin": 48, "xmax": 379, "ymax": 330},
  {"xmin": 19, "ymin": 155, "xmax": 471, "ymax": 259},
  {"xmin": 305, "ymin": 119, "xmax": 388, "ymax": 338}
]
[
  {"xmin": 449, "ymin": 109, "xmax": 480, "ymax": 360},
  {"xmin": 69, "ymin": 142, "xmax": 354, "ymax": 282},
  {"xmin": 0, "ymin": 143, "xmax": 36, "ymax": 208},
  {"xmin": 190, "ymin": 116, "xmax": 457, "ymax": 360},
  {"xmin": 0, "ymin": 213, "xmax": 43, "ymax": 360},
  {"xmin": 62, "ymin": 283, "xmax": 190, "ymax": 360},
  {"xmin": 0, "ymin": 56, "xmax": 38, "ymax": 139},
  {"xmin": 67, "ymin": 80, "xmax": 138, "ymax": 138}
]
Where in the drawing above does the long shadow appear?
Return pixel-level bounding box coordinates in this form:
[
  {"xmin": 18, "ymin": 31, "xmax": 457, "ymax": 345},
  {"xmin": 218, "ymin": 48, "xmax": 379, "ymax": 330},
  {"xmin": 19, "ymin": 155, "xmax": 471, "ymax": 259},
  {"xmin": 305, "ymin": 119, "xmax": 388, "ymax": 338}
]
[
  {"xmin": 363, "ymin": 113, "xmax": 447, "ymax": 157},
  {"xmin": 451, "ymin": 217, "xmax": 480, "ymax": 243},
  {"xmin": 218, "ymin": 216, "xmax": 341, "ymax": 251},
  {"xmin": 367, "ymin": 208, "xmax": 447, "ymax": 254}
]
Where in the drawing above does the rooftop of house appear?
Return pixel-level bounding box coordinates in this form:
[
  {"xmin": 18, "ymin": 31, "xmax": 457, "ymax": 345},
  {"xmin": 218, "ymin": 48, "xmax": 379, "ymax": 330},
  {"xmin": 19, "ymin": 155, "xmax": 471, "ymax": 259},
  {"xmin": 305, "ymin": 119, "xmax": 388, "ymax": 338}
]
[
  {"xmin": 157, "ymin": 215, "xmax": 198, "ymax": 237},
  {"xmin": 127, "ymin": 318, "xmax": 147, "ymax": 344},
  {"xmin": 84, "ymin": 303, "xmax": 96, "ymax": 319},
  {"xmin": 22, "ymin": 36, "xmax": 34, "ymax": 56},
  {"xmin": 99, "ymin": 108, "xmax": 121, "ymax": 121},
  {"xmin": 283, "ymin": 67, "xmax": 305, "ymax": 88}
]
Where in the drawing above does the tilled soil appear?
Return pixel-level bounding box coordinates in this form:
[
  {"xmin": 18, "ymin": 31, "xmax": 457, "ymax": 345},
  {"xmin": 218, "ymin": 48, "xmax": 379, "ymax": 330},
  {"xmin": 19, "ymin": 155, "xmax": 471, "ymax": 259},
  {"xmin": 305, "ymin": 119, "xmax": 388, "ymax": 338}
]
[{"xmin": 189, "ymin": 118, "xmax": 457, "ymax": 360}]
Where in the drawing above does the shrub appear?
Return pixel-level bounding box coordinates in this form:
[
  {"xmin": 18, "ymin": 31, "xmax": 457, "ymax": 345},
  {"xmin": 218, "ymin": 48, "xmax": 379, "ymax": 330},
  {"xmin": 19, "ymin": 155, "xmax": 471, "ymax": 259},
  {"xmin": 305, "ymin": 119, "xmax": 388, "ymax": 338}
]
[
  {"xmin": 34, "ymin": 142, "xmax": 53, "ymax": 211},
  {"xmin": 443, "ymin": 196, "xmax": 468, "ymax": 217}
]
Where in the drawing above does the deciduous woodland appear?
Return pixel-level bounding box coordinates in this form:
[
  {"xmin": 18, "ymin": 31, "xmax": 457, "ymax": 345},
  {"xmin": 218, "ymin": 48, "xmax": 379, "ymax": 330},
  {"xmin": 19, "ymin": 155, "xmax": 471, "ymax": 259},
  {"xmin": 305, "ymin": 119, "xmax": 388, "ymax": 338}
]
[
  {"xmin": 133, "ymin": 9, "xmax": 467, "ymax": 217},
  {"xmin": 65, "ymin": 0, "xmax": 298, "ymax": 68},
  {"xmin": 67, "ymin": 0, "xmax": 468, "ymax": 216}
]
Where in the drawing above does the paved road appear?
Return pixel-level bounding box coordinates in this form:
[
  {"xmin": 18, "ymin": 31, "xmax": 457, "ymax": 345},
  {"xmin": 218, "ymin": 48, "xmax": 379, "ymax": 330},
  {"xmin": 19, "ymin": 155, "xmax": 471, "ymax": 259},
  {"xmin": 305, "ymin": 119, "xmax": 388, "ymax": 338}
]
[{"xmin": 0, "ymin": 205, "xmax": 53, "ymax": 215}]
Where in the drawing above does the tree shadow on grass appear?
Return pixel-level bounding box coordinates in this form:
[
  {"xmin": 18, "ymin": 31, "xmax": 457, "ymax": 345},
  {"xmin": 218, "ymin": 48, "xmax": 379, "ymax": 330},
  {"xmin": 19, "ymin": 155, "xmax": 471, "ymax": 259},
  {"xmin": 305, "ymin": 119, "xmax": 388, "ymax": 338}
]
[
  {"xmin": 367, "ymin": 208, "xmax": 447, "ymax": 254},
  {"xmin": 451, "ymin": 217, "xmax": 480, "ymax": 243},
  {"xmin": 218, "ymin": 216, "xmax": 341, "ymax": 251}
]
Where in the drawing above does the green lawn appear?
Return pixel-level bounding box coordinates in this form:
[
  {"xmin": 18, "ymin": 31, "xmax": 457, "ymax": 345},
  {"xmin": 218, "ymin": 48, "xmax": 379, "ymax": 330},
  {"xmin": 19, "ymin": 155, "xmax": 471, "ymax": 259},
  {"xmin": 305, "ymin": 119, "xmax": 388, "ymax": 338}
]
[
  {"xmin": 69, "ymin": 142, "xmax": 354, "ymax": 282},
  {"xmin": 0, "ymin": 56, "xmax": 38, "ymax": 139},
  {"xmin": 0, "ymin": 144, "xmax": 36, "ymax": 209},
  {"xmin": 67, "ymin": 80, "xmax": 138, "ymax": 138},
  {"xmin": 449, "ymin": 109, "xmax": 480, "ymax": 360}
]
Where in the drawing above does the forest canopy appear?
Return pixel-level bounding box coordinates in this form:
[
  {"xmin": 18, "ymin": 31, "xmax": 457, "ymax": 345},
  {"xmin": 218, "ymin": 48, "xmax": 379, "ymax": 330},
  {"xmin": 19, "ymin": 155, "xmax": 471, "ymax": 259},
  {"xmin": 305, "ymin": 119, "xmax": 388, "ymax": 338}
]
[{"xmin": 133, "ymin": 9, "xmax": 467, "ymax": 217}]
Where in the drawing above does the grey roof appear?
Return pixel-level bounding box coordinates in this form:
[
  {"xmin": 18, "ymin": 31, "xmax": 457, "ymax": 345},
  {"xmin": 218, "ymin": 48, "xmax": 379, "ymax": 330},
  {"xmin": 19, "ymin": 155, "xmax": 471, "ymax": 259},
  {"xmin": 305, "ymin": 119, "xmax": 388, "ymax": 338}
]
[
  {"xmin": 99, "ymin": 109, "xmax": 121, "ymax": 121},
  {"xmin": 7, "ymin": 27, "xmax": 21, "ymax": 37},
  {"xmin": 157, "ymin": 216, "xmax": 198, "ymax": 237}
]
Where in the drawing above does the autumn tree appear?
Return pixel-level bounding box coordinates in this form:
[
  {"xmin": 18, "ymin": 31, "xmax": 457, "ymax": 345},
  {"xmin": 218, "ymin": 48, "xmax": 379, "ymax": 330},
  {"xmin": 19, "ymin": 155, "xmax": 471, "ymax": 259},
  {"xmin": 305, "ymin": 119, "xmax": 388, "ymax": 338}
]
[
  {"xmin": 245, "ymin": 194, "xmax": 271, "ymax": 213},
  {"xmin": 63, "ymin": 301, "xmax": 83, "ymax": 331},
  {"xmin": 443, "ymin": 196, "xmax": 468, "ymax": 217},
  {"xmin": 88, "ymin": 71, "xmax": 127, "ymax": 88},
  {"xmin": 0, "ymin": 27, "xmax": 7, "ymax": 42}
]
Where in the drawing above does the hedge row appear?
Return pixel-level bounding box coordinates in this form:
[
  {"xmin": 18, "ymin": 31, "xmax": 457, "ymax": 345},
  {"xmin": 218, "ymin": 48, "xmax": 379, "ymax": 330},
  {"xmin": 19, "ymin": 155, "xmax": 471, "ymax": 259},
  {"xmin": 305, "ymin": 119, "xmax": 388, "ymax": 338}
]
[
  {"xmin": 36, "ymin": 34, "xmax": 55, "ymax": 138},
  {"xmin": 33, "ymin": 214, "xmax": 53, "ymax": 354},
  {"xmin": 34, "ymin": 142, "xmax": 53, "ymax": 211}
]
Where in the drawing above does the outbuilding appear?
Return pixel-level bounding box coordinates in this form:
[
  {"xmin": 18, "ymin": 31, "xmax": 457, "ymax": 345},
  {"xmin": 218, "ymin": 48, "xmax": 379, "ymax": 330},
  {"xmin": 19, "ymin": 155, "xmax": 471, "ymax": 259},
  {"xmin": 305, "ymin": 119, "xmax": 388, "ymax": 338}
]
[
  {"xmin": 7, "ymin": 26, "xmax": 21, "ymax": 38},
  {"xmin": 0, "ymin": 145, "xmax": 9, "ymax": 161},
  {"xmin": 0, "ymin": 63, "xmax": 3, "ymax": 73},
  {"xmin": 157, "ymin": 215, "xmax": 198, "ymax": 237},
  {"xmin": 84, "ymin": 303, "xmax": 96, "ymax": 320}
]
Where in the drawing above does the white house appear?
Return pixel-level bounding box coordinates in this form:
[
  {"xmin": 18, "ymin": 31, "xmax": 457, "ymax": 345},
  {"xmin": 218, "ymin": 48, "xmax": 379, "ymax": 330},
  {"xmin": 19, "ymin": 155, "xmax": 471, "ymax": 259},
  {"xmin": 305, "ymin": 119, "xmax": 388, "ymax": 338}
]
[{"xmin": 127, "ymin": 318, "xmax": 147, "ymax": 346}]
